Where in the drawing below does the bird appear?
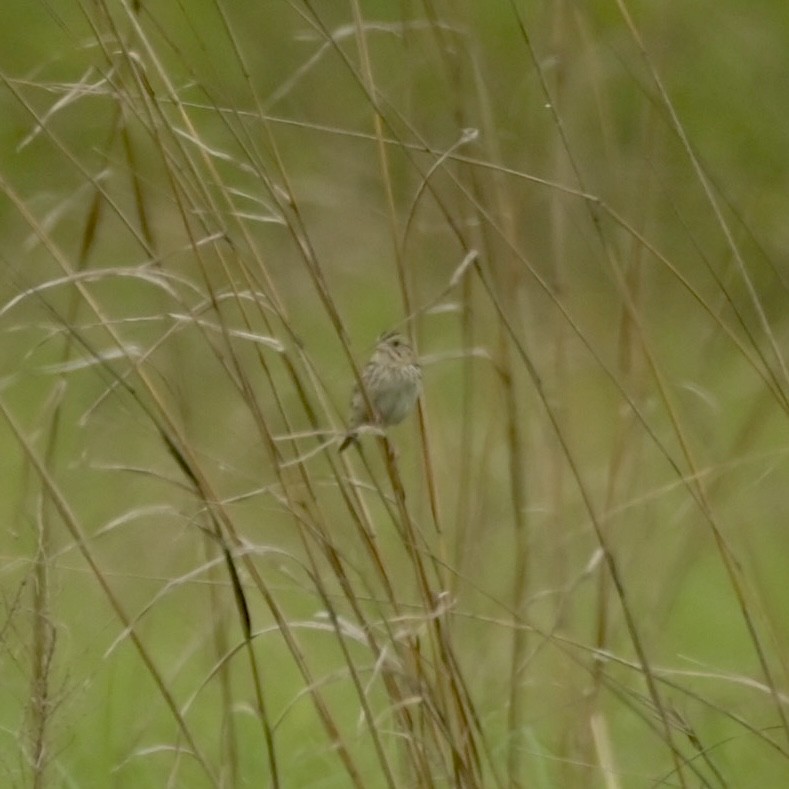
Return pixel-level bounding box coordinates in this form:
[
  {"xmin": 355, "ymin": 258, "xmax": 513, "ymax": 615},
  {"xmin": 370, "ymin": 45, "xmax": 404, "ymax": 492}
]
[{"xmin": 339, "ymin": 330, "xmax": 422, "ymax": 452}]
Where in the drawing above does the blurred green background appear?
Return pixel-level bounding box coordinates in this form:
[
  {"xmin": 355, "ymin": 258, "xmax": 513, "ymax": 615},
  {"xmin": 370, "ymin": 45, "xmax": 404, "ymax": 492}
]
[{"xmin": 2, "ymin": 1, "xmax": 789, "ymax": 786}]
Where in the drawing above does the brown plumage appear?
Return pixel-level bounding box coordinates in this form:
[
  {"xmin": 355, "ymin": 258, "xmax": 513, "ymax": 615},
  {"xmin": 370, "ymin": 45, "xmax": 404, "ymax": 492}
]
[{"xmin": 339, "ymin": 331, "xmax": 422, "ymax": 452}]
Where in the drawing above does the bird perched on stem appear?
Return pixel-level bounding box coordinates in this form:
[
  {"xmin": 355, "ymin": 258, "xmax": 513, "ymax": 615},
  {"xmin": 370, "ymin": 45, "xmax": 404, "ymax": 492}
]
[{"xmin": 339, "ymin": 330, "xmax": 422, "ymax": 452}]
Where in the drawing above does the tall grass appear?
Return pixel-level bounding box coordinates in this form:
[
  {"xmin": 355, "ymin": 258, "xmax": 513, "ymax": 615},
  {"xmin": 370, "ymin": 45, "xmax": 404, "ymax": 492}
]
[{"xmin": 2, "ymin": 0, "xmax": 789, "ymax": 786}]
